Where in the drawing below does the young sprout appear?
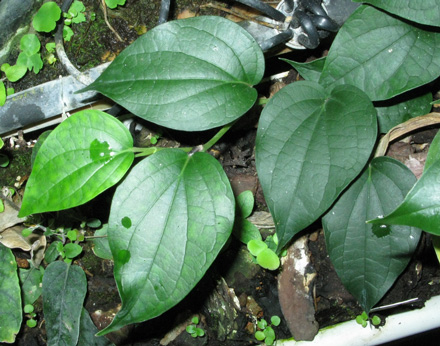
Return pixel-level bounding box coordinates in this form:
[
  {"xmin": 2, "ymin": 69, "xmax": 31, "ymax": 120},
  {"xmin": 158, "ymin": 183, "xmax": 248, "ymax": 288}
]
[
  {"xmin": 186, "ymin": 316, "xmax": 205, "ymax": 338},
  {"xmin": 355, "ymin": 311, "xmax": 381, "ymax": 328},
  {"xmin": 255, "ymin": 315, "xmax": 281, "ymax": 345}
]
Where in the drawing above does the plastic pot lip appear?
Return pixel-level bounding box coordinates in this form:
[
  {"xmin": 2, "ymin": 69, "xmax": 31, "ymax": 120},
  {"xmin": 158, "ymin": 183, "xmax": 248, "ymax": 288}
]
[{"xmin": 277, "ymin": 295, "xmax": 440, "ymax": 346}]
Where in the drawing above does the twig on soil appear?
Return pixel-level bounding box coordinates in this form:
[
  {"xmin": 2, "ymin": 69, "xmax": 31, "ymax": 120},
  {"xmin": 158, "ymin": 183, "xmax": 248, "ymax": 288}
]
[
  {"xmin": 100, "ymin": 0, "xmax": 124, "ymax": 42},
  {"xmin": 201, "ymin": 2, "xmax": 283, "ymax": 29},
  {"xmin": 375, "ymin": 112, "xmax": 440, "ymax": 158},
  {"xmin": 370, "ymin": 297, "xmax": 421, "ymax": 313}
]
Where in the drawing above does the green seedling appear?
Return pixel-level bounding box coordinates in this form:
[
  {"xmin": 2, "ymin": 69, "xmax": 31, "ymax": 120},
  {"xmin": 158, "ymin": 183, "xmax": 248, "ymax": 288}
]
[
  {"xmin": 64, "ymin": 1, "xmax": 86, "ymax": 25},
  {"xmin": 255, "ymin": 315, "xmax": 281, "ymax": 345},
  {"xmin": 45, "ymin": 42, "xmax": 57, "ymax": 65},
  {"xmin": 105, "ymin": 0, "xmax": 126, "ymax": 9},
  {"xmin": 63, "ymin": 1, "xmax": 87, "ymax": 41},
  {"xmin": 17, "ymin": 34, "xmax": 43, "ymax": 74},
  {"xmin": 24, "ymin": 304, "xmax": 37, "ymax": 328},
  {"xmin": 32, "ymin": 1, "xmax": 61, "ymax": 32},
  {"xmin": 355, "ymin": 311, "xmax": 381, "ymax": 328},
  {"xmin": 247, "ymin": 239, "xmax": 280, "ymax": 271},
  {"xmin": 186, "ymin": 316, "xmax": 205, "ymax": 338},
  {"xmin": 1, "ymin": 63, "xmax": 27, "ymax": 83},
  {"xmin": 56, "ymin": 241, "xmax": 82, "ymax": 264},
  {"xmin": 10, "ymin": 3, "xmax": 440, "ymax": 341},
  {"xmin": 233, "ymin": 190, "xmax": 262, "ymax": 244}
]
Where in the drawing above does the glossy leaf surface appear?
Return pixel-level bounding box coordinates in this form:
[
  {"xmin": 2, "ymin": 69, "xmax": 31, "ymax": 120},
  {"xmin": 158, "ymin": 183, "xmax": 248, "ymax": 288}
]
[
  {"xmin": 81, "ymin": 16, "xmax": 264, "ymax": 131},
  {"xmin": 0, "ymin": 244, "xmax": 21, "ymax": 343},
  {"xmin": 354, "ymin": 0, "xmax": 440, "ymax": 27},
  {"xmin": 375, "ymin": 93, "xmax": 432, "ymax": 133},
  {"xmin": 320, "ymin": 5, "xmax": 440, "ymax": 101},
  {"xmin": 256, "ymin": 81, "xmax": 377, "ymax": 252},
  {"xmin": 100, "ymin": 149, "xmax": 234, "ymax": 334},
  {"xmin": 78, "ymin": 308, "xmax": 114, "ymax": 346},
  {"xmin": 19, "ymin": 110, "xmax": 134, "ymax": 216},
  {"xmin": 281, "ymin": 57, "xmax": 325, "ymax": 82},
  {"xmin": 323, "ymin": 157, "xmax": 420, "ymax": 312},
  {"xmin": 369, "ymin": 131, "xmax": 440, "ymax": 234},
  {"xmin": 43, "ymin": 262, "xmax": 87, "ymax": 346}
]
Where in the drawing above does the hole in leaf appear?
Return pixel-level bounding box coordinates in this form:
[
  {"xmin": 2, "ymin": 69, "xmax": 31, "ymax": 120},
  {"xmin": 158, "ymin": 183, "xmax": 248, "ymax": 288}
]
[
  {"xmin": 117, "ymin": 249, "xmax": 130, "ymax": 264},
  {"xmin": 372, "ymin": 223, "xmax": 391, "ymax": 238},
  {"xmin": 121, "ymin": 216, "xmax": 132, "ymax": 229},
  {"xmin": 89, "ymin": 139, "xmax": 112, "ymax": 162}
]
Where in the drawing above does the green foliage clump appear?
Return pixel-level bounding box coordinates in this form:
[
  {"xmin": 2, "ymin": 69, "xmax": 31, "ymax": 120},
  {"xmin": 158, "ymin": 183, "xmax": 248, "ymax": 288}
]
[
  {"xmin": 255, "ymin": 316, "xmax": 281, "ymax": 345},
  {"xmin": 2, "ymin": 1, "xmax": 440, "ymax": 343},
  {"xmin": 105, "ymin": 0, "xmax": 126, "ymax": 9},
  {"xmin": 32, "ymin": 1, "xmax": 61, "ymax": 32},
  {"xmin": 186, "ymin": 316, "xmax": 205, "ymax": 338}
]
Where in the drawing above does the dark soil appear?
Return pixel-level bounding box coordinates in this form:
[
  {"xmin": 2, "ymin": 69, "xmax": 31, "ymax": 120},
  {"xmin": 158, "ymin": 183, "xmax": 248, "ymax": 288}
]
[{"xmin": 2, "ymin": 1, "xmax": 440, "ymax": 345}]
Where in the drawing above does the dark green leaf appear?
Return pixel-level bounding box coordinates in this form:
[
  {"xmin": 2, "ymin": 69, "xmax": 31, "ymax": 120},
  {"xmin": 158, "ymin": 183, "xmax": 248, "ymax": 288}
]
[
  {"xmin": 236, "ymin": 190, "xmax": 254, "ymax": 218},
  {"xmin": 375, "ymin": 93, "xmax": 432, "ymax": 133},
  {"xmin": 323, "ymin": 157, "xmax": 420, "ymax": 312},
  {"xmin": 43, "ymin": 262, "xmax": 87, "ymax": 346},
  {"xmin": 78, "ymin": 308, "xmax": 114, "ymax": 346},
  {"xmin": 86, "ymin": 218, "xmax": 102, "ymax": 228},
  {"xmin": 64, "ymin": 243, "xmax": 83, "ymax": 259},
  {"xmin": 368, "ymin": 158, "xmax": 440, "ymax": 235},
  {"xmin": 0, "ymin": 244, "xmax": 21, "ymax": 343},
  {"xmin": 19, "ymin": 110, "xmax": 134, "ymax": 216},
  {"xmin": 45, "ymin": 241, "xmax": 62, "ymax": 263},
  {"xmin": 80, "ymin": 16, "xmax": 264, "ymax": 131},
  {"xmin": 353, "ymin": 0, "xmax": 440, "ymax": 27},
  {"xmin": 91, "ymin": 225, "xmax": 112, "ymax": 260},
  {"xmin": 0, "ymin": 154, "xmax": 9, "ymax": 167},
  {"xmin": 424, "ymin": 129, "xmax": 440, "ymax": 170},
  {"xmin": 19, "ymin": 267, "xmax": 44, "ymax": 305},
  {"xmin": 320, "ymin": 5, "xmax": 440, "ymax": 101},
  {"xmin": 280, "ymin": 57, "xmax": 325, "ymax": 82},
  {"xmin": 99, "ymin": 149, "xmax": 234, "ymax": 334},
  {"xmin": 233, "ymin": 218, "xmax": 261, "ymax": 244},
  {"xmin": 256, "ymin": 81, "xmax": 377, "ymax": 252}
]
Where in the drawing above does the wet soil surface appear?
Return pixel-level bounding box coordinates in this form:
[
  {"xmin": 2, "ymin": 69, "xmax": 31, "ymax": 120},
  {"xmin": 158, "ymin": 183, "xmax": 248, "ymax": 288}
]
[{"xmin": 2, "ymin": 1, "xmax": 440, "ymax": 345}]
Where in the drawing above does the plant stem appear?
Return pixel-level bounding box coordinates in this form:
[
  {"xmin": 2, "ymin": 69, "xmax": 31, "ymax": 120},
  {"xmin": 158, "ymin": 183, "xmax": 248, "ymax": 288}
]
[
  {"xmin": 132, "ymin": 146, "xmax": 193, "ymax": 158},
  {"xmin": 128, "ymin": 120, "xmax": 238, "ymax": 158},
  {"xmin": 201, "ymin": 120, "xmax": 238, "ymax": 153}
]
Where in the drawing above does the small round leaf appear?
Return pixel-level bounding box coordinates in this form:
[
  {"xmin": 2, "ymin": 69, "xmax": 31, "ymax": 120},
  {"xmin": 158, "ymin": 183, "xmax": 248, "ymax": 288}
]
[{"xmin": 33, "ymin": 2, "xmax": 61, "ymax": 32}]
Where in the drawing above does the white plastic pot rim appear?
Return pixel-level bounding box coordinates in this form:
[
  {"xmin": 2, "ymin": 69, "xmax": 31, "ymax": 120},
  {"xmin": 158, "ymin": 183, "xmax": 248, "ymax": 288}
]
[{"xmin": 277, "ymin": 295, "xmax": 440, "ymax": 346}]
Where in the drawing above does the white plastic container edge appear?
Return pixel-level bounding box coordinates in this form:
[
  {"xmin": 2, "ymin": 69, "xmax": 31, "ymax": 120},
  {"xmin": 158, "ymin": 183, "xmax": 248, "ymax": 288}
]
[{"xmin": 277, "ymin": 295, "xmax": 440, "ymax": 346}]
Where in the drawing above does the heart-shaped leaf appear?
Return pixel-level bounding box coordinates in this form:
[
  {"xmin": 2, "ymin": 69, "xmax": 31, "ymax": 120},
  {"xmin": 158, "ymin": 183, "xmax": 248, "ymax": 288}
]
[
  {"xmin": 19, "ymin": 110, "xmax": 134, "ymax": 216},
  {"xmin": 353, "ymin": 0, "xmax": 440, "ymax": 27},
  {"xmin": 375, "ymin": 93, "xmax": 432, "ymax": 133},
  {"xmin": 81, "ymin": 16, "xmax": 264, "ymax": 131},
  {"xmin": 323, "ymin": 157, "xmax": 421, "ymax": 312},
  {"xmin": 0, "ymin": 244, "xmax": 21, "ymax": 343},
  {"xmin": 368, "ymin": 131, "xmax": 440, "ymax": 234},
  {"xmin": 99, "ymin": 149, "xmax": 234, "ymax": 334},
  {"xmin": 319, "ymin": 5, "xmax": 440, "ymax": 101},
  {"xmin": 43, "ymin": 262, "xmax": 87, "ymax": 346},
  {"xmin": 281, "ymin": 57, "xmax": 325, "ymax": 83},
  {"xmin": 256, "ymin": 81, "xmax": 377, "ymax": 252}
]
